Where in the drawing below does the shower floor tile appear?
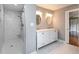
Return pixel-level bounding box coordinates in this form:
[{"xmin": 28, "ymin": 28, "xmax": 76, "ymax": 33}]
[{"xmin": 1, "ymin": 38, "xmax": 24, "ymax": 54}]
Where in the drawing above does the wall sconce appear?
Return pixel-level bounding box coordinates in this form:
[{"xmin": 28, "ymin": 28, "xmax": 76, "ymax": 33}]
[
  {"xmin": 46, "ymin": 13, "xmax": 53, "ymax": 17},
  {"xmin": 36, "ymin": 10, "xmax": 42, "ymax": 17}
]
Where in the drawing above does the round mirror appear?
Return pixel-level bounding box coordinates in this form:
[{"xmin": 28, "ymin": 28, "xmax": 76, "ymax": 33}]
[
  {"xmin": 46, "ymin": 16, "xmax": 52, "ymax": 25},
  {"xmin": 36, "ymin": 15, "xmax": 41, "ymax": 25}
]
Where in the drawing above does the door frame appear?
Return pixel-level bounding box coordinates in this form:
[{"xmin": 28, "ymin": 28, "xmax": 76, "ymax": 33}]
[{"xmin": 65, "ymin": 8, "xmax": 79, "ymax": 43}]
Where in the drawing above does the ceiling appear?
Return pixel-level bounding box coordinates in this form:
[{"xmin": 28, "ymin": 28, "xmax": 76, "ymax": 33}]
[
  {"xmin": 4, "ymin": 4, "xmax": 24, "ymax": 12},
  {"xmin": 36, "ymin": 4, "xmax": 72, "ymax": 11},
  {"xmin": 3, "ymin": 4, "xmax": 72, "ymax": 12}
]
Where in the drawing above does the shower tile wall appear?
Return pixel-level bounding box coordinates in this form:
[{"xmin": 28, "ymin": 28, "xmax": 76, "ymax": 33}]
[
  {"xmin": 1, "ymin": 10, "xmax": 23, "ymax": 54},
  {"xmin": 0, "ymin": 5, "xmax": 4, "ymax": 53}
]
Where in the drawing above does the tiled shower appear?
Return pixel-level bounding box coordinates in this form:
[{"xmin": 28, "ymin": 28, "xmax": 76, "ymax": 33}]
[
  {"xmin": 0, "ymin": 4, "xmax": 25, "ymax": 54},
  {"xmin": 0, "ymin": 4, "xmax": 37, "ymax": 54}
]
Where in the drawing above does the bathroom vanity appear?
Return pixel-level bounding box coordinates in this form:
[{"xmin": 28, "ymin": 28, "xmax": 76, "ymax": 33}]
[{"xmin": 37, "ymin": 28, "xmax": 58, "ymax": 48}]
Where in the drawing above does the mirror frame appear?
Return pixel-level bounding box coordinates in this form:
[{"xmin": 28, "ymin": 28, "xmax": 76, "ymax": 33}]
[
  {"xmin": 36, "ymin": 14, "xmax": 41, "ymax": 25},
  {"xmin": 45, "ymin": 13, "xmax": 53, "ymax": 25}
]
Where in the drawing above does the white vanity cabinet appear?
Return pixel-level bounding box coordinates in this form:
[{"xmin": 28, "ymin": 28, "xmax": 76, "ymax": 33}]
[{"xmin": 37, "ymin": 29, "xmax": 58, "ymax": 48}]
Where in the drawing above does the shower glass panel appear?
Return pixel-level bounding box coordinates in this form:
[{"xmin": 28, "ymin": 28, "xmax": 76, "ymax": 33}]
[{"xmin": 69, "ymin": 11, "xmax": 79, "ymax": 47}]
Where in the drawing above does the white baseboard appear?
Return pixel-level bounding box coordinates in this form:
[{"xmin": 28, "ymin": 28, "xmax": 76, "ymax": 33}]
[
  {"xmin": 30, "ymin": 51, "xmax": 37, "ymax": 54},
  {"xmin": 58, "ymin": 39, "xmax": 65, "ymax": 43}
]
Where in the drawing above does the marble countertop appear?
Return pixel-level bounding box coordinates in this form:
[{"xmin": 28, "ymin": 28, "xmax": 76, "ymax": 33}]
[{"xmin": 37, "ymin": 28, "xmax": 56, "ymax": 32}]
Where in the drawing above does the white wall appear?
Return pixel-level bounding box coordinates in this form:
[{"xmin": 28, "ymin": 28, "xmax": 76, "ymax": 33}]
[
  {"xmin": 0, "ymin": 5, "xmax": 5, "ymax": 53},
  {"xmin": 24, "ymin": 4, "xmax": 36, "ymax": 54},
  {"xmin": 53, "ymin": 4, "xmax": 79, "ymax": 40}
]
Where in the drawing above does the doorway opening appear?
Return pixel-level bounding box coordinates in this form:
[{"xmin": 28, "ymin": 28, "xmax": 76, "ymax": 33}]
[{"xmin": 65, "ymin": 8, "xmax": 79, "ymax": 47}]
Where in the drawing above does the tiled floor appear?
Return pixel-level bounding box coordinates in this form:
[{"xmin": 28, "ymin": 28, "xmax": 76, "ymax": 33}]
[
  {"xmin": 1, "ymin": 38, "xmax": 24, "ymax": 54},
  {"xmin": 37, "ymin": 40, "xmax": 79, "ymax": 54}
]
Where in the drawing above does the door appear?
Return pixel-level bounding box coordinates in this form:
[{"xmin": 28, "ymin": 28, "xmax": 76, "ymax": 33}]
[{"xmin": 69, "ymin": 11, "xmax": 79, "ymax": 47}]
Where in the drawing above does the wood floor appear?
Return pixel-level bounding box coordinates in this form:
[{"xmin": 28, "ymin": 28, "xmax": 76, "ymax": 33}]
[{"xmin": 69, "ymin": 35, "xmax": 79, "ymax": 47}]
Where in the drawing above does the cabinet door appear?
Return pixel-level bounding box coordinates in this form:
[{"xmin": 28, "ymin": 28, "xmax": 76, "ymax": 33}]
[
  {"xmin": 43, "ymin": 30, "xmax": 57, "ymax": 45},
  {"xmin": 42, "ymin": 31, "xmax": 48, "ymax": 45},
  {"xmin": 37, "ymin": 32, "xmax": 47, "ymax": 48},
  {"xmin": 48, "ymin": 31, "xmax": 56, "ymax": 43},
  {"xmin": 37, "ymin": 32, "xmax": 43, "ymax": 48}
]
